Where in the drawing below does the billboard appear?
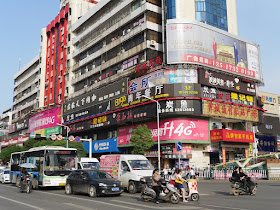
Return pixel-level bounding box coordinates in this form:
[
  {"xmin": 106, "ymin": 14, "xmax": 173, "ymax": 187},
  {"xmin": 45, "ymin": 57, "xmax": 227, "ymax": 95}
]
[
  {"xmin": 210, "ymin": 129, "xmax": 254, "ymax": 143},
  {"xmin": 259, "ymin": 91, "xmax": 279, "ymax": 115},
  {"xmin": 63, "ymin": 78, "xmax": 127, "ymax": 115},
  {"xmin": 128, "ymin": 68, "xmax": 197, "ymax": 94},
  {"xmin": 83, "ymin": 138, "xmax": 120, "ymax": 153},
  {"xmin": 118, "ymin": 118, "xmax": 209, "ymax": 145},
  {"xmin": 166, "ymin": 20, "xmax": 261, "ymax": 80},
  {"xmin": 29, "ymin": 108, "xmax": 62, "ymax": 133},
  {"xmin": 199, "ymin": 69, "xmax": 256, "ymax": 95},
  {"xmin": 256, "ymin": 135, "xmax": 277, "ymax": 152}
]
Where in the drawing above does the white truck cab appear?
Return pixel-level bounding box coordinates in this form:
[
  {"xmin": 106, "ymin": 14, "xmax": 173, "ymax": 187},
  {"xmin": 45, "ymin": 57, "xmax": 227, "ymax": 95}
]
[
  {"xmin": 100, "ymin": 154, "xmax": 153, "ymax": 193},
  {"xmin": 78, "ymin": 157, "xmax": 100, "ymax": 170}
]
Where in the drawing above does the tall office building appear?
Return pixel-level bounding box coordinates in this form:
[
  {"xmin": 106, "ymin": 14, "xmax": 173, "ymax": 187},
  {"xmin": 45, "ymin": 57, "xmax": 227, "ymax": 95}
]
[{"xmin": 166, "ymin": 0, "xmax": 238, "ymax": 35}]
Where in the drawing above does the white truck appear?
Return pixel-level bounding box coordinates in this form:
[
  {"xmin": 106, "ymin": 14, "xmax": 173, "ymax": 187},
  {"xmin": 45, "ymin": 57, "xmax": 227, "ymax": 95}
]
[
  {"xmin": 99, "ymin": 154, "xmax": 153, "ymax": 193},
  {"xmin": 77, "ymin": 157, "xmax": 100, "ymax": 170}
]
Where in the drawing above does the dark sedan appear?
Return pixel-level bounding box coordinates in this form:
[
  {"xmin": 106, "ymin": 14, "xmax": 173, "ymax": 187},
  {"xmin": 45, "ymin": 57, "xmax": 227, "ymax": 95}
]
[{"xmin": 65, "ymin": 169, "xmax": 123, "ymax": 197}]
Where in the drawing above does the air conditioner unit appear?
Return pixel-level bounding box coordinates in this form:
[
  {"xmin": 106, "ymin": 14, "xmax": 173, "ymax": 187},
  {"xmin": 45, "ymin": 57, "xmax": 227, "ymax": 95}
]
[
  {"xmin": 78, "ymin": 72, "xmax": 82, "ymax": 76},
  {"xmin": 85, "ymin": 68, "xmax": 88, "ymax": 72},
  {"xmin": 93, "ymin": 134, "xmax": 97, "ymax": 140}
]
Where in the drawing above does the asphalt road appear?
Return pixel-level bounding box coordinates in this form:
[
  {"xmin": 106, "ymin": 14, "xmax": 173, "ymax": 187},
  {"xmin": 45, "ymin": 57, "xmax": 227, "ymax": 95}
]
[{"xmin": 0, "ymin": 180, "xmax": 279, "ymax": 210}]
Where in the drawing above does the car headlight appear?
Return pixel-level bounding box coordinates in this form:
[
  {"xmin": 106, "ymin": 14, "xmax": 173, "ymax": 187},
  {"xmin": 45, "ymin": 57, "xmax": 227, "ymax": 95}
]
[{"xmin": 99, "ymin": 183, "xmax": 107, "ymax": 187}]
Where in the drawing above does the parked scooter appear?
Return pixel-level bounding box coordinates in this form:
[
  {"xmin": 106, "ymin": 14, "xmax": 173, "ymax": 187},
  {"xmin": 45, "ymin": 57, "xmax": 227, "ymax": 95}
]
[
  {"xmin": 140, "ymin": 178, "xmax": 180, "ymax": 204},
  {"xmin": 229, "ymin": 177, "xmax": 257, "ymax": 196},
  {"xmin": 20, "ymin": 174, "xmax": 31, "ymax": 193}
]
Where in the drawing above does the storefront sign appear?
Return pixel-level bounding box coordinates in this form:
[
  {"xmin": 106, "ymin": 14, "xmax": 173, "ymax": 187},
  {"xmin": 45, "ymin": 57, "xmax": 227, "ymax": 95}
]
[
  {"xmin": 161, "ymin": 145, "xmax": 173, "ymax": 155},
  {"xmin": 222, "ymin": 148, "xmax": 226, "ymax": 163},
  {"xmin": 199, "ymin": 69, "xmax": 256, "ymax": 95},
  {"xmin": 159, "ymin": 100, "xmax": 202, "ymax": 115},
  {"xmin": 144, "ymin": 150, "xmax": 159, "ymax": 157},
  {"xmin": 259, "ymin": 91, "xmax": 279, "ymax": 115},
  {"xmin": 203, "ymin": 101, "xmax": 259, "ymax": 122},
  {"xmin": 0, "ymin": 135, "xmax": 29, "ymax": 148},
  {"xmin": 63, "ymin": 100, "xmax": 111, "ymax": 123},
  {"xmin": 118, "ymin": 118, "xmax": 209, "ymax": 145},
  {"xmin": 128, "ymin": 68, "xmax": 198, "ymax": 94},
  {"xmin": 166, "ymin": 20, "xmax": 261, "ymax": 80},
  {"xmin": 202, "ymin": 86, "xmax": 255, "ymax": 106},
  {"xmin": 45, "ymin": 126, "xmax": 61, "ymax": 135},
  {"xmin": 135, "ymin": 56, "xmax": 163, "ymax": 76},
  {"xmin": 83, "ymin": 138, "xmax": 120, "ymax": 153},
  {"xmin": 257, "ymin": 116, "xmax": 280, "ymax": 135},
  {"xmin": 210, "ymin": 129, "xmax": 254, "ymax": 143},
  {"xmin": 29, "ymin": 108, "xmax": 62, "ymax": 133},
  {"xmin": 15, "ymin": 118, "xmax": 29, "ymax": 132},
  {"xmin": 255, "ymin": 135, "xmax": 277, "ymax": 152},
  {"xmin": 63, "ymin": 78, "xmax": 127, "ymax": 115},
  {"xmin": 173, "ymin": 144, "xmax": 192, "ymax": 155},
  {"xmin": 173, "ymin": 84, "xmax": 201, "ymax": 98}
]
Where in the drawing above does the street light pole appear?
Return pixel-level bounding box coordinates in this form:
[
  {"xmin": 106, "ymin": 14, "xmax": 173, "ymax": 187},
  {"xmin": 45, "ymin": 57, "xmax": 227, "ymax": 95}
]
[
  {"xmin": 57, "ymin": 123, "xmax": 70, "ymax": 148},
  {"xmin": 142, "ymin": 95, "xmax": 161, "ymax": 172}
]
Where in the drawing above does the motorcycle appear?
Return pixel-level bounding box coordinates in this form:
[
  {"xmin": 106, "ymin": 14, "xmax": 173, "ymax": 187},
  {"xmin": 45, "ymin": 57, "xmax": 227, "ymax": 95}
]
[
  {"xmin": 229, "ymin": 177, "xmax": 257, "ymax": 196},
  {"xmin": 140, "ymin": 178, "xmax": 180, "ymax": 204},
  {"xmin": 20, "ymin": 174, "xmax": 31, "ymax": 193}
]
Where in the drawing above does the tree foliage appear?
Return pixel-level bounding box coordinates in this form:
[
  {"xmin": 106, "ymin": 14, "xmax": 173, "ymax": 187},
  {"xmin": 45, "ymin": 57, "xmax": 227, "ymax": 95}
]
[
  {"xmin": 130, "ymin": 125, "xmax": 155, "ymax": 154},
  {"xmin": 0, "ymin": 145, "xmax": 24, "ymax": 163}
]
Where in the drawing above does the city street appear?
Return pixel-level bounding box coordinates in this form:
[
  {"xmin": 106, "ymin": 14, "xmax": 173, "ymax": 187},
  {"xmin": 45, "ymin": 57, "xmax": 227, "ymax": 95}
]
[{"xmin": 0, "ymin": 181, "xmax": 279, "ymax": 210}]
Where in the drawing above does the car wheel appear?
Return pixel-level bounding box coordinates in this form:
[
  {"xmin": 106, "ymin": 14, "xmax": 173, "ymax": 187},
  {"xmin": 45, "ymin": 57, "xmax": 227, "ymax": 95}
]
[
  {"xmin": 88, "ymin": 185, "xmax": 97, "ymax": 197},
  {"xmin": 32, "ymin": 178, "xmax": 38, "ymax": 190},
  {"xmin": 128, "ymin": 181, "xmax": 137, "ymax": 194},
  {"xmin": 65, "ymin": 184, "xmax": 72, "ymax": 195},
  {"xmin": 16, "ymin": 176, "xmax": 20, "ymax": 187}
]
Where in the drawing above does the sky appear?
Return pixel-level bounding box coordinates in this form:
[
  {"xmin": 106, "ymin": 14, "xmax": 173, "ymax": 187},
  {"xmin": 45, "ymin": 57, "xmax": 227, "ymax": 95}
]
[{"xmin": 0, "ymin": 0, "xmax": 279, "ymax": 114}]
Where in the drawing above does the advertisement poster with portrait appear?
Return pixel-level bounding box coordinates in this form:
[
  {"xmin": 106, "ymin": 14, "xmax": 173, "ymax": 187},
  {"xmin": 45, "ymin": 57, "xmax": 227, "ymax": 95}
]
[{"xmin": 166, "ymin": 20, "xmax": 261, "ymax": 81}]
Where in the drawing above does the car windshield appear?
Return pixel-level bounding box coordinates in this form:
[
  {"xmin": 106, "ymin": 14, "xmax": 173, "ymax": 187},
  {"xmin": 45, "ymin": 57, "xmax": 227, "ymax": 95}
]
[
  {"xmin": 82, "ymin": 162, "xmax": 100, "ymax": 170},
  {"xmin": 4, "ymin": 171, "xmax": 9, "ymax": 174},
  {"xmin": 87, "ymin": 171, "xmax": 113, "ymax": 179},
  {"xmin": 128, "ymin": 160, "xmax": 153, "ymax": 170}
]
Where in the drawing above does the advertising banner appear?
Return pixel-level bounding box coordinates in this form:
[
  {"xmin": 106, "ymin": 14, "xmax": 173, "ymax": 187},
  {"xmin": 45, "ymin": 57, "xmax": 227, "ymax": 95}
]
[
  {"xmin": 118, "ymin": 118, "xmax": 209, "ymax": 145},
  {"xmin": 257, "ymin": 116, "xmax": 280, "ymax": 135},
  {"xmin": 128, "ymin": 68, "xmax": 198, "ymax": 94},
  {"xmin": 14, "ymin": 118, "xmax": 29, "ymax": 132},
  {"xmin": 255, "ymin": 135, "xmax": 277, "ymax": 152},
  {"xmin": 83, "ymin": 138, "xmax": 120, "ymax": 153},
  {"xmin": 199, "ymin": 69, "xmax": 256, "ymax": 95},
  {"xmin": 166, "ymin": 20, "xmax": 261, "ymax": 80},
  {"xmin": 45, "ymin": 126, "xmax": 60, "ymax": 135},
  {"xmin": 259, "ymin": 91, "xmax": 279, "ymax": 115},
  {"xmin": 210, "ymin": 129, "xmax": 254, "ymax": 143},
  {"xmin": 63, "ymin": 78, "xmax": 127, "ymax": 115},
  {"xmin": 29, "ymin": 108, "xmax": 62, "ymax": 133},
  {"xmin": 0, "ymin": 135, "xmax": 29, "ymax": 148},
  {"xmin": 202, "ymin": 86, "xmax": 255, "ymax": 106},
  {"xmin": 203, "ymin": 101, "xmax": 259, "ymax": 122}
]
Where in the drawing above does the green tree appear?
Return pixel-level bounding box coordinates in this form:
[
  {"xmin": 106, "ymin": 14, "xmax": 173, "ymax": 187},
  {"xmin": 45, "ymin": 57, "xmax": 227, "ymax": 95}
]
[
  {"xmin": 130, "ymin": 124, "xmax": 155, "ymax": 154},
  {"xmin": 24, "ymin": 138, "xmax": 38, "ymax": 150},
  {"xmin": 0, "ymin": 145, "xmax": 24, "ymax": 163}
]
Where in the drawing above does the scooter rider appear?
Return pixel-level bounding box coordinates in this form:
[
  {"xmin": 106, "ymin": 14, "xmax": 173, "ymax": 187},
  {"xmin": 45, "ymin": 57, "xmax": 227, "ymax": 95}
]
[
  {"xmin": 175, "ymin": 169, "xmax": 188, "ymax": 203},
  {"xmin": 20, "ymin": 167, "xmax": 30, "ymax": 187},
  {"xmin": 239, "ymin": 167, "xmax": 253, "ymax": 195},
  {"xmin": 152, "ymin": 169, "xmax": 161, "ymax": 204},
  {"xmin": 231, "ymin": 166, "xmax": 240, "ymax": 182}
]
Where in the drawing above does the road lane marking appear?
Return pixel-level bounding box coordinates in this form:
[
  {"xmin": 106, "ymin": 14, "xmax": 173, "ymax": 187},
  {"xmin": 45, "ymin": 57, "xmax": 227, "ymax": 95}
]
[
  {"xmin": 34, "ymin": 191, "xmax": 143, "ymax": 210},
  {"xmin": 0, "ymin": 195, "xmax": 45, "ymax": 210},
  {"xmin": 111, "ymin": 199, "xmax": 202, "ymax": 209},
  {"xmin": 62, "ymin": 202, "xmax": 95, "ymax": 210},
  {"xmin": 198, "ymin": 204, "xmax": 250, "ymax": 210}
]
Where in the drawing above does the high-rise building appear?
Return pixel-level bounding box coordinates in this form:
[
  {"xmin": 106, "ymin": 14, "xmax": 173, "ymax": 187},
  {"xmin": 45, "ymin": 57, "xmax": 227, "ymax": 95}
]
[{"xmin": 166, "ymin": 0, "xmax": 238, "ymax": 35}]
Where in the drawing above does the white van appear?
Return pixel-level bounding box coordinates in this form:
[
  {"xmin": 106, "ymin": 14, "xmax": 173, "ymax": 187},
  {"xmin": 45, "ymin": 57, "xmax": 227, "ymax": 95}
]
[
  {"xmin": 78, "ymin": 157, "xmax": 100, "ymax": 170},
  {"xmin": 100, "ymin": 154, "xmax": 154, "ymax": 193}
]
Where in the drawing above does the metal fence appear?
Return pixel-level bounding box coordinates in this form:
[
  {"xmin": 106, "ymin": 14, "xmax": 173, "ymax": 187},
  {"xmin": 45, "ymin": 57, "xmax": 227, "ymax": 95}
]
[{"xmin": 193, "ymin": 169, "xmax": 280, "ymax": 180}]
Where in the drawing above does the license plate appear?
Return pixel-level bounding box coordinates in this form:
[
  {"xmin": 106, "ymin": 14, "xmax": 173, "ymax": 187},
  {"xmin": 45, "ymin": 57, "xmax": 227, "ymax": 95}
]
[
  {"xmin": 112, "ymin": 187, "xmax": 119, "ymax": 191},
  {"xmin": 59, "ymin": 183, "xmax": 65, "ymax": 186}
]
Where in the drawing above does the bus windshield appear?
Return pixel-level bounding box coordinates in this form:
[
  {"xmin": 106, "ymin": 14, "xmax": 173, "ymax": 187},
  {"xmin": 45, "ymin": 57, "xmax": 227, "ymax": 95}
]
[{"xmin": 45, "ymin": 150, "xmax": 77, "ymax": 176}]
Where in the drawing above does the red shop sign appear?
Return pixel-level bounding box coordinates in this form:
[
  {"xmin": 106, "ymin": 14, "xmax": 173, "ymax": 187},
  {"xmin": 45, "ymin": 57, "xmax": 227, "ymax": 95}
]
[{"xmin": 210, "ymin": 129, "xmax": 254, "ymax": 143}]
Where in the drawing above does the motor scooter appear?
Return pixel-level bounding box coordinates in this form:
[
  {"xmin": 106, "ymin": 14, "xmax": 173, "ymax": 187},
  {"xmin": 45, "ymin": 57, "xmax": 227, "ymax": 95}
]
[
  {"xmin": 180, "ymin": 178, "xmax": 199, "ymax": 201},
  {"xmin": 20, "ymin": 174, "xmax": 31, "ymax": 193},
  {"xmin": 140, "ymin": 178, "xmax": 180, "ymax": 204},
  {"xmin": 229, "ymin": 177, "xmax": 257, "ymax": 196}
]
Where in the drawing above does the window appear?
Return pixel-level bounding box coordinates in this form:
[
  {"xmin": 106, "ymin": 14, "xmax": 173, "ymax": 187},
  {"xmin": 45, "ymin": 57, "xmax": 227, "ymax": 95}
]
[
  {"xmin": 195, "ymin": 0, "xmax": 228, "ymax": 31},
  {"xmin": 167, "ymin": 0, "xmax": 176, "ymax": 19}
]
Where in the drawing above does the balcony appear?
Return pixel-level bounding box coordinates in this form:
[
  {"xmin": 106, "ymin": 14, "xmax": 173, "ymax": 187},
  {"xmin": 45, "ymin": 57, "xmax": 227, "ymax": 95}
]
[{"xmin": 14, "ymin": 66, "xmax": 40, "ymax": 88}]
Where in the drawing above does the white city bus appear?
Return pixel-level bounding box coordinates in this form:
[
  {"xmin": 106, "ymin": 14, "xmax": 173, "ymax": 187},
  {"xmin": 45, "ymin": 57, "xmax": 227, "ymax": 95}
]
[{"xmin": 10, "ymin": 146, "xmax": 77, "ymax": 188}]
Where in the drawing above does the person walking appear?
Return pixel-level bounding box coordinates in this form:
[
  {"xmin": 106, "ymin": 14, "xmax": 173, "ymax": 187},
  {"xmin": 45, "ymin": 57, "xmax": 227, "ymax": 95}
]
[{"xmin": 152, "ymin": 169, "xmax": 161, "ymax": 204}]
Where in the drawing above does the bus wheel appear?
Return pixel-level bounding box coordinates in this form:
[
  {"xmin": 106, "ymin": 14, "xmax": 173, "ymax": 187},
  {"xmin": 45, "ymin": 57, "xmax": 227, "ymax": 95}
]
[
  {"xmin": 16, "ymin": 176, "xmax": 20, "ymax": 187},
  {"xmin": 32, "ymin": 178, "xmax": 38, "ymax": 190}
]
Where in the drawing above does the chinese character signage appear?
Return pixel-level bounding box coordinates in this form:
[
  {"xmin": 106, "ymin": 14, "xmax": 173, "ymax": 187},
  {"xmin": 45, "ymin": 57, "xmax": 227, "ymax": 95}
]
[
  {"xmin": 128, "ymin": 68, "xmax": 197, "ymax": 94},
  {"xmin": 256, "ymin": 135, "xmax": 276, "ymax": 152},
  {"xmin": 118, "ymin": 118, "xmax": 209, "ymax": 145},
  {"xmin": 203, "ymin": 101, "xmax": 259, "ymax": 122},
  {"xmin": 210, "ymin": 129, "xmax": 254, "ymax": 143},
  {"xmin": 159, "ymin": 100, "xmax": 202, "ymax": 115},
  {"xmin": 199, "ymin": 69, "xmax": 256, "ymax": 95},
  {"xmin": 166, "ymin": 20, "xmax": 261, "ymax": 81},
  {"xmin": 63, "ymin": 78, "xmax": 127, "ymax": 115},
  {"xmin": 173, "ymin": 84, "xmax": 201, "ymax": 98},
  {"xmin": 202, "ymin": 86, "xmax": 255, "ymax": 106},
  {"xmin": 257, "ymin": 116, "xmax": 280, "ymax": 135},
  {"xmin": 259, "ymin": 91, "xmax": 279, "ymax": 115}
]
